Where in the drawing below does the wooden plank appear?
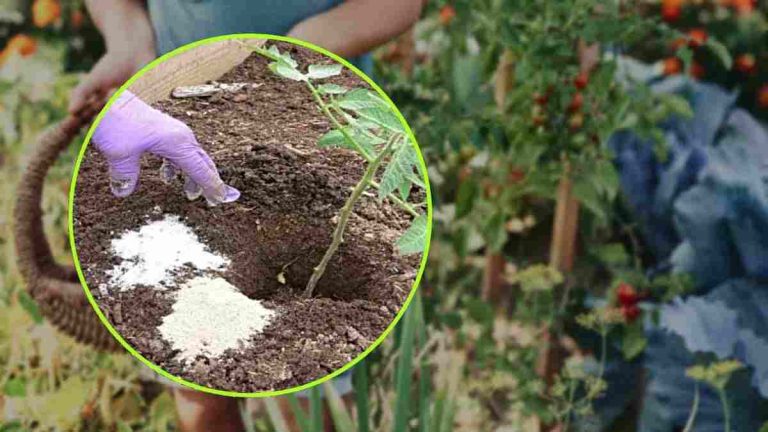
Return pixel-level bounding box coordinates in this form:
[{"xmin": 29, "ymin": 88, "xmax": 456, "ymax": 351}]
[
  {"xmin": 129, "ymin": 38, "xmax": 262, "ymax": 103},
  {"xmin": 549, "ymin": 166, "xmax": 580, "ymax": 272}
]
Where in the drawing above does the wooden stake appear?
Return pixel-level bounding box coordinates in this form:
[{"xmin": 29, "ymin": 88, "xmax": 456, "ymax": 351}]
[
  {"xmin": 538, "ymin": 164, "xmax": 580, "ymax": 431},
  {"xmin": 549, "ymin": 166, "xmax": 580, "ymax": 272},
  {"xmin": 481, "ymin": 251, "xmax": 506, "ymax": 303},
  {"xmin": 481, "ymin": 50, "xmax": 516, "ymax": 303}
]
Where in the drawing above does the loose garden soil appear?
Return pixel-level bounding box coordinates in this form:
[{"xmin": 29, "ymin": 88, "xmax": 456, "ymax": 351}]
[{"xmin": 73, "ymin": 43, "xmax": 421, "ymax": 392}]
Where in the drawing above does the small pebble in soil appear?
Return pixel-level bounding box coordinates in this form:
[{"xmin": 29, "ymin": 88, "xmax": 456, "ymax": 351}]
[{"xmin": 158, "ymin": 276, "xmax": 275, "ymax": 363}]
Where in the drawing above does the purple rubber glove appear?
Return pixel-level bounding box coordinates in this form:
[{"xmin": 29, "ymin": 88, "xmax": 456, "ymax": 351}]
[{"xmin": 92, "ymin": 90, "xmax": 240, "ymax": 206}]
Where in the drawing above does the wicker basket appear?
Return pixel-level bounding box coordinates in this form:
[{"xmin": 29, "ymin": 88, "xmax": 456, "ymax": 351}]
[{"xmin": 13, "ymin": 38, "xmax": 259, "ymax": 350}]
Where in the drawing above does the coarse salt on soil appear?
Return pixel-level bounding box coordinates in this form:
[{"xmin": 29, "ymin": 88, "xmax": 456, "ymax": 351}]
[
  {"xmin": 107, "ymin": 215, "xmax": 228, "ymax": 290},
  {"xmin": 158, "ymin": 276, "xmax": 274, "ymax": 362}
]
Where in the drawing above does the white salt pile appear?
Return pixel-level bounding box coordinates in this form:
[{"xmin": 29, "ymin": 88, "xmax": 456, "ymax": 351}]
[
  {"xmin": 158, "ymin": 276, "xmax": 274, "ymax": 362},
  {"xmin": 108, "ymin": 215, "xmax": 229, "ymax": 290}
]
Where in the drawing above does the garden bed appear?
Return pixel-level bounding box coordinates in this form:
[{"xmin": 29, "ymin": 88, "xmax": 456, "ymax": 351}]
[{"xmin": 72, "ymin": 44, "xmax": 419, "ymax": 392}]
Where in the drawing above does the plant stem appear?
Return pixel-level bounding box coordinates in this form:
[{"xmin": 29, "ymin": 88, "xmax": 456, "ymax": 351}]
[
  {"xmin": 718, "ymin": 388, "xmax": 732, "ymax": 432},
  {"xmin": 304, "ymin": 137, "xmax": 397, "ymax": 297},
  {"xmin": 249, "ymin": 47, "xmax": 421, "ymax": 221},
  {"xmin": 305, "ymin": 80, "xmax": 421, "ymax": 217},
  {"xmin": 370, "ymin": 180, "xmax": 420, "ymax": 217},
  {"xmin": 561, "ymin": 381, "xmax": 576, "ymax": 432},
  {"xmin": 682, "ymin": 383, "xmax": 700, "ymax": 432},
  {"xmin": 306, "ymin": 80, "xmax": 374, "ymax": 161}
]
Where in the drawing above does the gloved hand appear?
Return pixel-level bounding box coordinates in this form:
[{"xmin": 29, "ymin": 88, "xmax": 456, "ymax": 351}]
[{"xmin": 92, "ymin": 90, "xmax": 240, "ymax": 206}]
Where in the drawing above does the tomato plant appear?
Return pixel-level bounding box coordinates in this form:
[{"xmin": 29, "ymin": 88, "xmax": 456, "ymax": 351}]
[{"xmin": 249, "ymin": 44, "xmax": 428, "ymax": 297}]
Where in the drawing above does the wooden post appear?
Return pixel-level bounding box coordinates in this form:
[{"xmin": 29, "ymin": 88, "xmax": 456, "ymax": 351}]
[
  {"xmin": 549, "ymin": 165, "xmax": 580, "ymax": 272},
  {"xmin": 537, "ymin": 164, "xmax": 580, "ymax": 431},
  {"xmin": 481, "ymin": 50, "xmax": 515, "ymax": 303}
]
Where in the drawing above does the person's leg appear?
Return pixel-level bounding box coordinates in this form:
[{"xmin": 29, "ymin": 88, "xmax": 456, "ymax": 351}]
[{"xmin": 173, "ymin": 388, "xmax": 244, "ymax": 432}]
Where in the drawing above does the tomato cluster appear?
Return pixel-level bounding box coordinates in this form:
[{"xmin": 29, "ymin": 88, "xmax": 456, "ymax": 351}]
[
  {"xmin": 657, "ymin": 0, "xmax": 767, "ymax": 113},
  {"xmin": 530, "ymin": 72, "xmax": 592, "ymax": 132},
  {"xmin": 616, "ymin": 283, "xmax": 641, "ymax": 322}
]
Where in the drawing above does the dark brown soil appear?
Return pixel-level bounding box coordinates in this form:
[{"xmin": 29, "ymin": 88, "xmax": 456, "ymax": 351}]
[{"xmin": 73, "ymin": 42, "xmax": 421, "ymax": 392}]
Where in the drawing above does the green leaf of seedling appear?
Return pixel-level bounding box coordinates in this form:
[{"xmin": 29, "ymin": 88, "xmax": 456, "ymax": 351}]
[
  {"xmin": 268, "ymin": 62, "xmax": 306, "ymax": 82},
  {"xmin": 307, "ymin": 64, "xmax": 343, "ymax": 79},
  {"xmin": 317, "ymin": 129, "xmax": 346, "ymax": 148},
  {"xmin": 267, "ymin": 45, "xmax": 298, "ymax": 67},
  {"xmin": 357, "ymin": 107, "xmax": 405, "ymax": 133},
  {"xmin": 317, "ymin": 84, "xmax": 348, "ymax": 95},
  {"xmin": 379, "ymin": 142, "xmax": 417, "ymax": 200},
  {"xmin": 337, "ymin": 90, "xmax": 405, "ymax": 132},
  {"xmin": 398, "ymin": 178, "xmax": 412, "ymax": 201},
  {"xmin": 397, "ymin": 214, "xmax": 428, "ymax": 255},
  {"xmin": 317, "ymin": 127, "xmax": 380, "ymax": 156},
  {"xmin": 337, "ymin": 89, "xmax": 389, "ymax": 111}
]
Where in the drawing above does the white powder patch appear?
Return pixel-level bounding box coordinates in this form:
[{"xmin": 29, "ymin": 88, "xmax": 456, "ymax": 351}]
[
  {"xmin": 158, "ymin": 276, "xmax": 275, "ymax": 362},
  {"xmin": 108, "ymin": 215, "xmax": 229, "ymax": 290}
]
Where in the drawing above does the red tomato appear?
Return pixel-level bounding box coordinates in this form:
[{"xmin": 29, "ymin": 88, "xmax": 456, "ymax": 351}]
[
  {"xmin": 735, "ymin": 54, "xmax": 757, "ymax": 75},
  {"xmin": 2, "ymin": 34, "xmax": 37, "ymax": 61},
  {"xmin": 439, "ymin": 5, "xmax": 456, "ymax": 26},
  {"xmin": 690, "ymin": 61, "xmax": 705, "ymax": 79},
  {"xmin": 687, "ymin": 28, "xmax": 708, "ymax": 48},
  {"xmin": 71, "ymin": 9, "xmax": 85, "ymax": 29},
  {"xmin": 663, "ymin": 57, "xmax": 683, "ymax": 75},
  {"xmin": 732, "ymin": 0, "xmax": 756, "ymax": 14},
  {"xmin": 758, "ymin": 85, "xmax": 768, "ymax": 109},
  {"xmin": 669, "ymin": 37, "xmax": 687, "ymax": 51},
  {"xmin": 508, "ymin": 168, "xmax": 526, "ymax": 184},
  {"xmin": 574, "ymin": 72, "xmax": 589, "ymax": 90},
  {"xmin": 568, "ymin": 92, "xmax": 584, "ymax": 113},
  {"xmin": 661, "ymin": 0, "xmax": 683, "ymax": 22},
  {"xmin": 532, "ymin": 116, "xmax": 547, "ymax": 127},
  {"xmin": 622, "ymin": 304, "xmax": 641, "ymax": 322},
  {"xmin": 617, "ymin": 283, "xmax": 638, "ymax": 306}
]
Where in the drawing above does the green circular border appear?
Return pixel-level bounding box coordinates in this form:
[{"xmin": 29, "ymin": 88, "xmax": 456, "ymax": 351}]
[{"xmin": 67, "ymin": 34, "xmax": 433, "ymax": 398}]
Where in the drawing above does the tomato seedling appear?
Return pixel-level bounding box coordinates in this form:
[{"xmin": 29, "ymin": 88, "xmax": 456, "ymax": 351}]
[{"xmin": 249, "ymin": 44, "xmax": 427, "ymax": 297}]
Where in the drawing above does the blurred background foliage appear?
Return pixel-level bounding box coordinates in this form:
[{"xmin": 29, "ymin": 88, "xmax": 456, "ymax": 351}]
[{"xmin": 1, "ymin": 0, "xmax": 767, "ymax": 431}]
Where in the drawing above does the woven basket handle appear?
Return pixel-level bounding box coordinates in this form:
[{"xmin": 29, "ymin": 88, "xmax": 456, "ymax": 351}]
[{"xmin": 13, "ymin": 107, "xmax": 120, "ymax": 351}]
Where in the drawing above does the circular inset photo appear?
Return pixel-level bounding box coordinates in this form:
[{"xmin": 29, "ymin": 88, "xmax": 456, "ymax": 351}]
[{"xmin": 69, "ymin": 35, "xmax": 431, "ymax": 396}]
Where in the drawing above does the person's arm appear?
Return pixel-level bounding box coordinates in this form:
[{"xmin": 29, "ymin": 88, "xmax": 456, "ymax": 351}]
[
  {"xmin": 287, "ymin": 0, "xmax": 423, "ymax": 58},
  {"xmin": 69, "ymin": 0, "xmax": 156, "ymax": 114}
]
